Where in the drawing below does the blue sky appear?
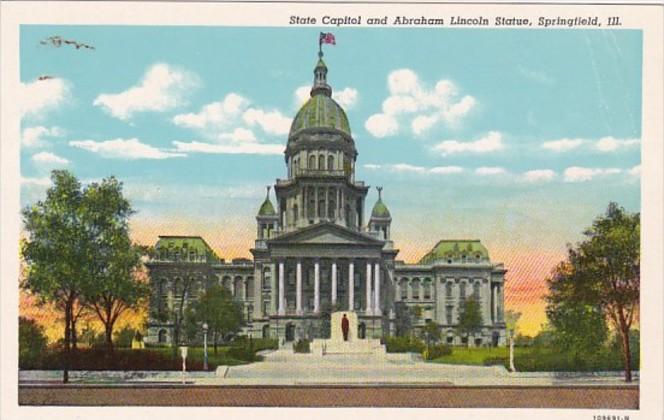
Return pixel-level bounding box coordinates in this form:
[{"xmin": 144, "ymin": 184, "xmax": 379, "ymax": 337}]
[{"xmin": 19, "ymin": 26, "xmax": 641, "ymax": 257}]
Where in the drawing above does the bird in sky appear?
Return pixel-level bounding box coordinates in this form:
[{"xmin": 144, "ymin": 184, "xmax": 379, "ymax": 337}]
[{"xmin": 40, "ymin": 35, "xmax": 95, "ymax": 50}]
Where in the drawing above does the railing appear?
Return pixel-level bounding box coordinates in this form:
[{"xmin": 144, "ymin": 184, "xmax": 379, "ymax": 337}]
[{"xmin": 295, "ymin": 168, "xmax": 347, "ymax": 177}]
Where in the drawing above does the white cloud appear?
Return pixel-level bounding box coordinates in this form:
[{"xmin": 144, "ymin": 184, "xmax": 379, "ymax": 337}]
[
  {"xmin": 629, "ymin": 164, "xmax": 641, "ymax": 177},
  {"xmin": 522, "ymin": 169, "xmax": 556, "ymax": 183},
  {"xmin": 217, "ymin": 128, "xmax": 257, "ymax": 143},
  {"xmin": 242, "ymin": 108, "xmax": 291, "ymax": 136},
  {"xmin": 475, "ymin": 167, "xmax": 506, "ymax": 176},
  {"xmin": 94, "ymin": 63, "xmax": 197, "ymax": 120},
  {"xmin": 364, "ymin": 113, "xmax": 398, "ymax": 138},
  {"xmin": 69, "ymin": 138, "xmax": 185, "ymax": 160},
  {"xmin": 173, "ymin": 93, "xmax": 249, "ymax": 130},
  {"xmin": 390, "ymin": 163, "xmax": 426, "ymax": 173},
  {"xmin": 433, "ymin": 131, "xmax": 504, "ymax": 156},
  {"xmin": 172, "ymin": 141, "xmax": 283, "ymax": 155},
  {"xmin": 429, "ymin": 166, "xmax": 464, "ymax": 175},
  {"xmin": 20, "ymin": 78, "xmax": 70, "ymax": 119},
  {"xmin": 294, "ymin": 86, "xmax": 311, "ymax": 106},
  {"xmin": 365, "ymin": 68, "xmax": 476, "ymax": 138},
  {"xmin": 32, "ymin": 151, "xmax": 69, "ymax": 165},
  {"xmin": 21, "ymin": 126, "xmax": 63, "ymax": 147},
  {"xmin": 542, "ymin": 138, "xmax": 584, "ymax": 152},
  {"xmin": 364, "ymin": 164, "xmax": 382, "ymax": 170},
  {"xmin": 21, "ymin": 176, "xmax": 52, "ymax": 187},
  {"xmin": 595, "ymin": 136, "xmax": 640, "ymax": 152},
  {"xmin": 563, "ymin": 166, "xmax": 621, "ymax": 183},
  {"xmin": 333, "ymin": 87, "xmax": 359, "ymax": 109}
]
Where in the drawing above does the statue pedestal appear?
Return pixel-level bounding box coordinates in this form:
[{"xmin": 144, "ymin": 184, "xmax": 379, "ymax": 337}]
[{"xmin": 310, "ymin": 311, "xmax": 386, "ymax": 358}]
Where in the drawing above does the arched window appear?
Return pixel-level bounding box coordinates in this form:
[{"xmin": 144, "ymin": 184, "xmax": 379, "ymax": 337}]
[
  {"xmin": 234, "ymin": 276, "xmax": 243, "ymax": 299},
  {"xmin": 246, "ymin": 277, "xmax": 254, "ymax": 299},
  {"xmin": 473, "ymin": 282, "xmax": 480, "ymax": 300},
  {"xmin": 309, "ymin": 154, "xmax": 316, "ymax": 169},
  {"xmin": 446, "ymin": 282, "xmax": 453, "ymax": 298},
  {"xmin": 318, "ymin": 154, "xmax": 325, "ymax": 170},
  {"xmin": 400, "ymin": 278, "xmax": 408, "ymax": 300},
  {"xmin": 328, "ymin": 155, "xmax": 334, "ymax": 170},
  {"xmin": 423, "ymin": 279, "xmax": 432, "ymax": 300},
  {"xmin": 222, "ymin": 276, "xmax": 232, "ymax": 291},
  {"xmin": 411, "ymin": 278, "xmax": 420, "ymax": 299}
]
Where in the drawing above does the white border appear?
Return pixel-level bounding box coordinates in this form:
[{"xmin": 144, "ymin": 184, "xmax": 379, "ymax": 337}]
[{"xmin": 1, "ymin": 2, "xmax": 662, "ymax": 419}]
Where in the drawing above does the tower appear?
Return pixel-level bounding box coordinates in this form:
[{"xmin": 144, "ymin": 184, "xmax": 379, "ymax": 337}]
[
  {"xmin": 276, "ymin": 52, "xmax": 369, "ymax": 233},
  {"xmin": 369, "ymin": 187, "xmax": 392, "ymax": 240}
]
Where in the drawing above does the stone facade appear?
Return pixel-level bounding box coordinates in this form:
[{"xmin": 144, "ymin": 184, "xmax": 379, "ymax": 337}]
[{"xmin": 145, "ymin": 52, "xmax": 507, "ymax": 347}]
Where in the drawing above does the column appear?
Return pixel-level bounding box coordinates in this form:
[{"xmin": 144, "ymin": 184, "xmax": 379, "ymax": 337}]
[
  {"xmin": 296, "ymin": 260, "xmax": 303, "ymax": 315},
  {"xmin": 314, "ymin": 260, "xmax": 320, "ymax": 313},
  {"xmin": 407, "ymin": 279, "xmax": 412, "ymax": 301},
  {"xmin": 365, "ymin": 262, "xmax": 373, "ymax": 315},
  {"xmin": 497, "ymin": 285, "xmax": 503, "ymax": 321},
  {"xmin": 331, "ymin": 261, "xmax": 337, "ymax": 305},
  {"xmin": 374, "ymin": 262, "xmax": 381, "ymax": 316},
  {"xmin": 270, "ymin": 263, "xmax": 277, "ymax": 315},
  {"xmin": 491, "ymin": 284, "xmax": 497, "ymax": 323},
  {"xmin": 395, "ymin": 279, "xmax": 400, "ymax": 302},
  {"xmin": 324, "ymin": 187, "xmax": 329, "ymax": 219},
  {"xmin": 278, "ymin": 261, "xmax": 285, "ymax": 315},
  {"xmin": 315, "ymin": 187, "xmax": 319, "ymax": 219},
  {"xmin": 348, "ymin": 261, "xmax": 354, "ymax": 311},
  {"xmin": 242, "ymin": 278, "xmax": 247, "ymax": 300},
  {"xmin": 419, "ymin": 281, "xmax": 424, "ymax": 302}
]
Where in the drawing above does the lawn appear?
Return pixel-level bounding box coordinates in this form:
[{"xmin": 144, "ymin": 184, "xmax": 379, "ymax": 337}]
[
  {"xmin": 430, "ymin": 346, "xmax": 636, "ymax": 372},
  {"xmin": 152, "ymin": 346, "xmax": 249, "ymax": 368}
]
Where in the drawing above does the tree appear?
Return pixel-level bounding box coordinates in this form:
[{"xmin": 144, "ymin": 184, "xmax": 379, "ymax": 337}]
[
  {"xmin": 21, "ymin": 171, "xmax": 88, "ymax": 383},
  {"xmin": 19, "ymin": 317, "xmax": 48, "ymax": 368},
  {"xmin": 187, "ymin": 284, "xmax": 243, "ymax": 354},
  {"xmin": 504, "ymin": 310, "xmax": 521, "ymax": 372},
  {"xmin": 80, "ymin": 177, "xmax": 147, "ymax": 354},
  {"xmin": 456, "ymin": 297, "xmax": 483, "ymax": 348},
  {"xmin": 422, "ymin": 320, "xmax": 441, "ymax": 347},
  {"xmin": 546, "ymin": 202, "xmax": 639, "ymax": 382}
]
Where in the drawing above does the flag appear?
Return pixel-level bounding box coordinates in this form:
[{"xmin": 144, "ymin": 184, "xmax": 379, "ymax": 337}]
[{"xmin": 319, "ymin": 32, "xmax": 336, "ymax": 45}]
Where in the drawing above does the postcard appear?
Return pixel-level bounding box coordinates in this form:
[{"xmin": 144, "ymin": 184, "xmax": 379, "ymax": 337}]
[{"xmin": 1, "ymin": 1, "xmax": 662, "ymax": 419}]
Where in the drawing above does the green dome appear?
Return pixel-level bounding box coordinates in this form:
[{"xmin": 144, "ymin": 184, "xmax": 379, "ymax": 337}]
[
  {"xmin": 289, "ymin": 93, "xmax": 351, "ymax": 138},
  {"xmin": 418, "ymin": 240, "xmax": 490, "ymax": 265},
  {"xmin": 371, "ymin": 199, "xmax": 391, "ymax": 218},
  {"xmin": 258, "ymin": 197, "xmax": 276, "ymax": 216}
]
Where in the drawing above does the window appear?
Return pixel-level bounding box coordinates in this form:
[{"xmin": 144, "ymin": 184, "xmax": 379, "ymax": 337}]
[
  {"xmin": 411, "ymin": 279, "xmax": 420, "ymax": 299},
  {"xmin": 446, "ymin": 282, "xmax": 453, "ymax": 298},
  {"xmin": 473, "ymin": 282, "xmax": 480, "ymax": 300},
  {"xmin": 461, "ymin": 254, "xmax": 467, "ymax": 263},
  {"xmin": 423, "ymin": 281, "xmax": 431, "ymax": 300},
  {"xmin": 328, "ymin": 155, "xmax": 334, "ymax": 170},
  {"xmin": 446, "ymin": 336, "xmax": 454, "ymax": 344},
  {"xmin": 446, "ymin": 305, "xmax": 453, "ymax": 325},
  {"xmin": 318, "ymin": 154, "xmax": 325, "ymax": 170},
  {"xmin": 400, "ymin": 279, "xmax": 408, "ymax": 300},
  {"xmin": 309, "ymin": 154, "xmax": 316, "ymax": 169},
  {"xmin": 459, "ymin": 283, "xmax": 466, "ymax": 299}
]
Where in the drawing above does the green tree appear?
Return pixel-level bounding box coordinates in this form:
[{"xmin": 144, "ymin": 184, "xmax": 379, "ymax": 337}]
[
  {"xmin": 456, "ymin": 297, "xmax": 483, "ymax": 348},
  {"xmin": 19, "ymin": 317, "xmax": 48, "ymax": 368},
  {"xmin": 546, "ymin": 202, "xmax": 639, "ymax": 382},
  {"xmin": 421, "ymin": 320, "xmax": 441, "ymax": 347},
  {"xmin": 80, "ymin": 177, "xmax": 147, "ymax": 354},
  {"xmin": 21, "ymin": 171, "xmax": 88, "ymax": 383},
  {"xmin": 187, "ymin": 284, "xmax": 243, "ymax": 354}
]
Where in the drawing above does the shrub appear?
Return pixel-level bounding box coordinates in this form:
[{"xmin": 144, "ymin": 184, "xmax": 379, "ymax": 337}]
[
  {"xmin": 293, "ymin": 339, "xmax": 310, "ymax": 353},
  {"xmin": 483, "ymin": 356, "xmax": 508, "ymax": 367},
  {"xmin": 423, "ymin": 344, "xmax": 452, "ymax": 360},
  {"xmin": 19, "ymin": 317, "xmax": 48, "ymax": 369},
  {"xmin": 226, "ymin": 345, "xmax": 260, "ymax": 362},
  {"xmin": 385, "ymin": 336, "xmax": 425, "ymax": 353},
  {"xmin": 114, "ymin": 326, "xmax": 139, "ymax": 348}
]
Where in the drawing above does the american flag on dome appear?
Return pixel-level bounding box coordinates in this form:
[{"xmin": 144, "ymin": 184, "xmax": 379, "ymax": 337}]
[{"xmin": 319, "ymin": 32, "xmax": 336, "ymax": 45}]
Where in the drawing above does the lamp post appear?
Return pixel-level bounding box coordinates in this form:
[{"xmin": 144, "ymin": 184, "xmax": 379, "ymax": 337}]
[{"xmin": 202, "ymin": 322, "xmax": 209, "ymax": 371}]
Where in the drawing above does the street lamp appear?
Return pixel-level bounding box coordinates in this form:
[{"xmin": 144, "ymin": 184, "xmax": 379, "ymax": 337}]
[{"xmin": 202, "ymin": 322, "xmax": 209, "ymax": 371}]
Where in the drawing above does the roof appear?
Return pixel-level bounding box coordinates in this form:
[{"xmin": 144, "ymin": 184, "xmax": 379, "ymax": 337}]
[
  {"xmin": 371, "ymin": 198, "xmax": 391, "ymax": 218},
  {"xmin": 155, "ymin": 235, "xmax": 219, "ymax": 262},
  {"xmin": 258, "ymin": 197, "xmax": 276, "ymax": 216},
  {"xmin": 417, "ymin": 240, "xmax": 490, "ymax": 265},
  {"xmin": 289, "ymin": 93, "xmax": 351, "ymax": 138}
]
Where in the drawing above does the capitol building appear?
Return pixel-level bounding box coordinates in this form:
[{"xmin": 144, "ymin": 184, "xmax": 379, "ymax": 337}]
[{"xmin": 145, "ymin": 52, "xmax": 507, "ymax": 347}]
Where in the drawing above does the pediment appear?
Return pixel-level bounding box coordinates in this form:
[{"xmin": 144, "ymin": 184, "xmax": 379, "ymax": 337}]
[{"xmin": 268, "ymin": 222, "xmax": 383, "ymax": 246}]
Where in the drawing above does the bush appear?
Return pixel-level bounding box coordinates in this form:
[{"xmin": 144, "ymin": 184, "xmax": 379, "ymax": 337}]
[
  {"xmin": 114, "ymin": 326, "xmax": 139, "ymax": 348},
  {"xmin": 293, "ymin": 339, "xmax": 310, "ymax": 353},
  {"xmin": 483, "ymin": 356, "xmax": 508, "ymax": 367},
  {"xmin": 226, "ymin": 345, "xmax": 260, "ymax": 362},
  {"xmin": 423, "ymin": 344, "xmax": 452, "ymax": 360},
  {"xmin": 384, "ymin": 336, "xmax": 425, "ymax": 353},
  {"xmin": 19, "ymin": 317, "xmax": 48, "ymax": 369}
]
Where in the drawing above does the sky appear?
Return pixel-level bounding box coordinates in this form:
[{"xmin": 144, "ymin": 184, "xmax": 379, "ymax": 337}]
[{"xmin": 19, "ymin": 26, "xmax": 642, "ymax": 337}]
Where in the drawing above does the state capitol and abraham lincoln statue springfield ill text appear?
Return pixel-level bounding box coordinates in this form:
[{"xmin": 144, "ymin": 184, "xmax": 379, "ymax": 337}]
[{"xmin": 144, "ymin": 50, "xmax": 508, "ymax": 347}]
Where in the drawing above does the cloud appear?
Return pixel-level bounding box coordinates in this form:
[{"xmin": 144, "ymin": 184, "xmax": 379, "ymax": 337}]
[
  {"xmin": 628, "ymin": 164, "xmax": 641, "ymax": 177},
  {"xmin": 542, "ymin": 138, "xmax": 584, "ymax": 152},
  {"xmin": 242, "ymin": 108, "xmax": 291, "ymax": 136},
  {"xmin": 433, "ymin": 131, "xmax": 504, "ymax": 156},
  {"xmin": 364, "ymin": 68, "xmax": 476, "ymax": 138},
  {"xmin": 364, "ymin": 164, "xmax": 382, "ymax": 170},
  {"xmin": 390, "ymin": 163, "xmax": 426, "ymax": 173},
  {"xmin": 364, "ymin": 163, "xmax": 463, "ymax": 175},
  {"xmin": 522, "ymin": 169, "xmax": 556, "ymax": 183},
  {"xmin": 69, "ymin": 138, "xmax": 185, "ymax": 159},
  {"xmin": 429, "ymin": 166, "xmax": 464, "ymax": 174},
  {"xmin": 563, "ymin": 166, "xmax": 621, "ymax": 183},
  {"xmin": 364, "ymin": 114, "xmax": 398, "ymax": 138},
  {"xmin": 21, "ymin": 126, "xmax": 63, "ymax": 147},
  {"xmin": 594, "ymin": 136, "xmax": 640, "ymax": 152},
  {"xmin": 20, "ymin": 78, "xmax": 70, "ymax": 119},
  {"xmin": 294, "ymin": 85, "xmax": 358, "ymax": 109},
  {"xmin": 172, "ymin": 141, "xmax": 283, "ymax": 155},
  {"xmin": 94, "ymin": 63, "xmax": 197, "ymax": 120},
  {"xmin": 333, "ymin": 87, "xmax": 359, "ymax": 109},
  {"xmin": 217, "ymin": 128, "xmax": 257, "ymax": 143},
  {"xmin": 21, "ymin": 176, "xmax": 52, "ymax": 187},
  {"xmin": 475, "ymin": 167, "xmax": 506, "ymax": 176},
  {"xmin": 32, "ymin": 151, "xmax": 69, "ymax": 165},
  {"xmin": 173, "ymin": 93, "xmax": 249, "ymax": 130}
]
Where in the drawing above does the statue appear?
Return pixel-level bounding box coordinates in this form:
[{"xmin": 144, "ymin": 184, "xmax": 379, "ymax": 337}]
[{"xmin": 341, "ymin": 313, "xmax": 349, "ymax": 341}]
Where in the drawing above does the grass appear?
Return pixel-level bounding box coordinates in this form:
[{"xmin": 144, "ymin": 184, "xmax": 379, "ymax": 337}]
[
  {"xmin": 152, "ymin": 346, "xmax": 252, "ymax": 368},
  {"xmin": 430, "ymin": 346, "xmax": 637, "ymax": 372}
]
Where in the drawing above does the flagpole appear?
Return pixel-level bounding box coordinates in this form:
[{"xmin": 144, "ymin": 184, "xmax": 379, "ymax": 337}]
[{"xmin": 318, "ymin": 35, "xmax": 323, "ymax": 58}]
